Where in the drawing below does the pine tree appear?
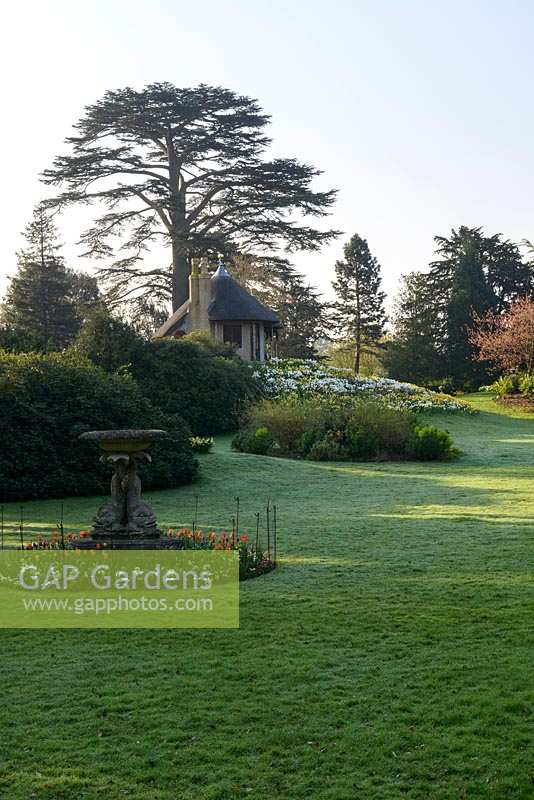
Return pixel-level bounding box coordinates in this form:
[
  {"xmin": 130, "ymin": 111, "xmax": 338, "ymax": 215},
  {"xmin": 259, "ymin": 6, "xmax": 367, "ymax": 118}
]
[
  {"xmin": 229, "ymin": 253, "xmax": 297, "ymax": 309},
  {"xmin": 331, "ymin": 234, "xmax": 386, "ymax": 373},
  {"xmin": 485, "ymin": 236, "xmax": 531, "ymax": 312},
  {"xmin": 1, "ymin": 205, "xmax": 99, "ymax": 351}
]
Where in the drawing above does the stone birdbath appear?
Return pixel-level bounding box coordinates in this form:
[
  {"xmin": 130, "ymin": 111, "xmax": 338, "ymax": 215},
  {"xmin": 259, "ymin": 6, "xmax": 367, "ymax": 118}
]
[{"xmin": 77, "ymin": 429, "xmax": 167, "ymax": 547}]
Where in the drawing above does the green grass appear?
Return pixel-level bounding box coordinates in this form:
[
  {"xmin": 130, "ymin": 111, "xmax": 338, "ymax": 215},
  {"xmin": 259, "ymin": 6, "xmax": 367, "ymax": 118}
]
[{"xmin": 1, "ymin": 393, "xmax": 533, "ymax": 799}]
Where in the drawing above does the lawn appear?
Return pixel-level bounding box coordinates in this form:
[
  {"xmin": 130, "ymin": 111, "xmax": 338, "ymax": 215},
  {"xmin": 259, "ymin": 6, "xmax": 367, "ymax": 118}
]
[{"xmin": 0, "ymin": 393, "xmax": 532, "ymax": 799}]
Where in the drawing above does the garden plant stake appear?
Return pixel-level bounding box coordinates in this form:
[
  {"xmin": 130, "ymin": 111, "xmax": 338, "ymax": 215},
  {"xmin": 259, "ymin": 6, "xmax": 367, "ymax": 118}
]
[
  {"xmin": 234, "ymin": 496, "xmax": 240, "ymax": 540},
  {"xmin": 19, "ymin": 507, "xmax": 24, "ymax": 550},
  {"xmin": 273, "ymin": 504, "xmax": 278, "ymax": 566},
  {"xmin": 192, "ymin": 494, "xmax": 199, "ymax": 535},
  {"xmin": 58, "ymin": 502, "xmax": 65, "ymax": 550},
  {"xmin": 266, "ymin": 500, "xmax": 271, "ymax": 560}
]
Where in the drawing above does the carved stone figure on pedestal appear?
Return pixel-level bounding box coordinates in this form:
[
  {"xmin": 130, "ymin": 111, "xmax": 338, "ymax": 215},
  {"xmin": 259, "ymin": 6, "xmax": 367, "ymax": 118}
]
[{"xmin": 79, "ymin": 430, "xmax": 167, "ymax": 542}]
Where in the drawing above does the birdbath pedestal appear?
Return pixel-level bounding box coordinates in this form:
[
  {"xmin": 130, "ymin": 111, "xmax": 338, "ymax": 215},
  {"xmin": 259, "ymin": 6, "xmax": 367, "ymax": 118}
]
[{"xmin": 77, "ymin": 429, "xmax": 167, "ymax": 548}]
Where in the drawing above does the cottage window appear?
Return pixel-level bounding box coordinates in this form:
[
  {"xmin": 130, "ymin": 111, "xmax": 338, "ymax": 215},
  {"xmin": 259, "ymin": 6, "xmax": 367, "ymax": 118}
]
[{"xmin": 223, "ymin": 323, "xmax": 242, "ymax": 347}]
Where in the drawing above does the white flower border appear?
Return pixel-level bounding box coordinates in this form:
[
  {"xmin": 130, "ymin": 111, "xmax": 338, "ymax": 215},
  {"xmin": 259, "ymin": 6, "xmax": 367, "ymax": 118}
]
[{"xmin": 251, "ymin": 359, "xmax": 472, "ymax": 414}]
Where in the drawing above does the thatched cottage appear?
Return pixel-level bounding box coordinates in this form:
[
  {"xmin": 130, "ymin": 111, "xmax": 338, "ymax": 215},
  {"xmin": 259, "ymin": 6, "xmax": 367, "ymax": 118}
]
[{"xmin": 155, "ymin": 260, "xmax": 279, "ymax": 361}]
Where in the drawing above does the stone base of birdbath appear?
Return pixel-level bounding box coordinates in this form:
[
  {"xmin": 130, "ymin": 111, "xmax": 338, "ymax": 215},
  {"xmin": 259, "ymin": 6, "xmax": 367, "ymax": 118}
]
[{"xmin": 74, "ymin": 429, "xmax": 168, "ymax": 548}]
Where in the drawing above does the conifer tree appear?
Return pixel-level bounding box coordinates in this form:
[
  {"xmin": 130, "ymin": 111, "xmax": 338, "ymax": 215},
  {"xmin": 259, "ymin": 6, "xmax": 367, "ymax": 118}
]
[
  {"xmin": 1, "ymin": 205, "xmax": 99, "ymax": 351},
  {"xmin": 43, "ymin": 83, "xmax": 339, "ymax": 311},
  {"xmin": 331, "ymin": 233, "xmax": 386, "ymax": 373},
  {"xmin": 275, "ymin": 275, "xmax": 328, "ymax": 358},
  {"xmin": 427, "ymin": 226, "xmax": 524, "ymax": 386},
  {"xmin": 384, "ymin": 271, "xmax": 443, "ymax": 385}
]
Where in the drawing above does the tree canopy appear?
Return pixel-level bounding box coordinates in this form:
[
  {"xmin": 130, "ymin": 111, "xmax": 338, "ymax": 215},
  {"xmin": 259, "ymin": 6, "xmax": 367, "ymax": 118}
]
[
  {"xmin": 43, "ymin": 83, "xmax": 339, "ymax": 312},
  {"xmin": 427, "ymin": 226, "xmax": 532, "ymax": 386}
]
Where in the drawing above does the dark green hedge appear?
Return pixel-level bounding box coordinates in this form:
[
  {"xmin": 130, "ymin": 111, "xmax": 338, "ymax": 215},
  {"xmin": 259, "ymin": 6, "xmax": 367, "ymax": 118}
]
[
  {"xmin": 75, "ymin": 312, "xmax": 260, "ymax": 436},
  {"xmin": 0, "ymin": 350, "xmax": 197, "ymax": 501},
  {"xmin": 137, "ymin": 339, "xmax": 259, "ymax": 436}
]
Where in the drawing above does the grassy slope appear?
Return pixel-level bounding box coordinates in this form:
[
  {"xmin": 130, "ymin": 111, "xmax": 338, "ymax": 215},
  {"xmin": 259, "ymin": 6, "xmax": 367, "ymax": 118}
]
[{"xmin": 0, "ymin": 393, "xmax": 533, "ymax": 799}]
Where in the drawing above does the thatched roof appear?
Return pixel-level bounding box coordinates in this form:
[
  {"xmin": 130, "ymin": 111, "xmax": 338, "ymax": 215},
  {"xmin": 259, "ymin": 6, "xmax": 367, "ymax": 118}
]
[
  {"xmin": 208, "ymin": 265, "xmax": 280, "ymax": 323},
  {"xmin": 154, "ymin": 265, "xmax": 279, "ymax": 338},
  {"xmin": 154, "ymin": 300, "xmax": 189, "ymax": 338}
]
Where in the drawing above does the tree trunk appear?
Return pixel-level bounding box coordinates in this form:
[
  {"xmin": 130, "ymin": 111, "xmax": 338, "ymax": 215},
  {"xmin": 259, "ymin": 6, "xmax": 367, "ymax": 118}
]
[
  {"xmin": 167, "ymin": 128, "xmax": 190, "ymax": 312},
  {"xmin": 172, "ymin": 242, "xmax": 189, "ymax": 311},
  {"xmin": 353, "ymin": 336, "xmax": 360, "ymax": 374},
  {"xmin": 353, "ymin": 278, "xmax": 361, "ymax": 374}
]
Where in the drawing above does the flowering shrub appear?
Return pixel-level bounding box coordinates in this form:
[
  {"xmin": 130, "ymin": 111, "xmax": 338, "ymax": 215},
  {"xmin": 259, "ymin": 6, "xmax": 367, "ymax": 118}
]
[
  {"xmin": 190, "ymin": 436, "xmax": 214, "ymax": 453},
  {"xmin": 252, "ymin": 359, "xmax": 473, "ymax": 414}
]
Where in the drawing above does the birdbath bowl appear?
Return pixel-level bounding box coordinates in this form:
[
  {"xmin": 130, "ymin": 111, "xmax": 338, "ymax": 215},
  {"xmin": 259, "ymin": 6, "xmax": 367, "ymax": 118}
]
[
  {"xmin": 78, "ymin": 429, "xmax": 168, "ymax": 543},
  {"xmin": 81, "ymin": 429, "xmax": 167, "ymax": 453}
]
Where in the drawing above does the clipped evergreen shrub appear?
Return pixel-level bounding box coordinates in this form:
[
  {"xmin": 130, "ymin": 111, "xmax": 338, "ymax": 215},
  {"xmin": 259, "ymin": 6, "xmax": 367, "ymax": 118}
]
[
  {"xmin": 139, "ymin": 339, "xmax": 259, "ymax": 435},
  {"xmin": 232, "ymin": 426, "xmax": 273, "ymax": 455},
  {"xmin": 408, "ymin": 425, "xmax": 458, "ymax": 461},
  {"xmin": 0, "ymin": 350, "xmax": 197, "ymax": 501}
]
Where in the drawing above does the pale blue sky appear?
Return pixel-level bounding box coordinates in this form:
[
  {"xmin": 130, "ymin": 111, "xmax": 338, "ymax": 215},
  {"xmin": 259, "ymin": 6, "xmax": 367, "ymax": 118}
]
[{"xmin": 2, "ymin": 0, "xmax": 534, "ymax": 306}]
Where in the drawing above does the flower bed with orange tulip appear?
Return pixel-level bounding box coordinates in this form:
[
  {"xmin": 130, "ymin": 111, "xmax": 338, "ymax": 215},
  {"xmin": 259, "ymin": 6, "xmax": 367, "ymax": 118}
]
[
  {"xmin": 22, "ymin": 528, "xmax": 276, "ymax": 581},
  {"xmin": 166, "ymin": 528, "xmax": 275, "ymax": 580}
]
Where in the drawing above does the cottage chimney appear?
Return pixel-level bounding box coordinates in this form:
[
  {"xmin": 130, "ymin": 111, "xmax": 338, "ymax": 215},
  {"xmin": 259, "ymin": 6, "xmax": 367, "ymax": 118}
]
[
  {"xmin": 188, "ymin": 259, "xmax": 200, "ymax": 330},
  {"xmin": 189, "ymin": 258, "xmax": 211, "ymax": 333}
]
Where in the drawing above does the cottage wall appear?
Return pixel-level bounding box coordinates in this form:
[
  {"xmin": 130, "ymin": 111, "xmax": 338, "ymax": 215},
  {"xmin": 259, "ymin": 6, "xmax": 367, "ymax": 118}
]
[{"xmin": 211, "ymin": 320, "xmax": 265, "ymax": 361}]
